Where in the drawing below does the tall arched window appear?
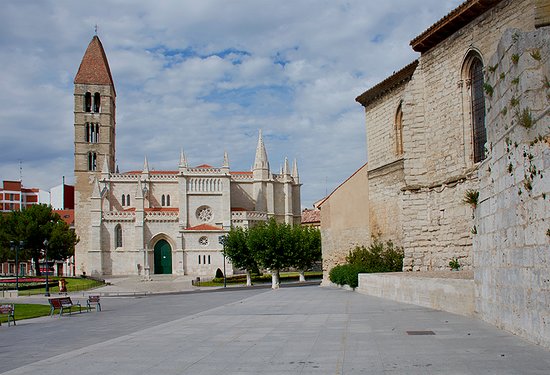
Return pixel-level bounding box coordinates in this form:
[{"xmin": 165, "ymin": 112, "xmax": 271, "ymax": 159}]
[
  {"xmin": 84, "ymin": 92, "xmax": 92, "ymax": 112},
  {"xmin": 115, "ymin": 224, "xmax": 122, "ymax": 248},
  {"xmin": 126, "ymin": 194, "xmax": 130, "ymax": 206},
  {"xmin": 88, "ymin": 152, "xmax": 97, "ymax": 171},
  {"xmin": 122, "ymin": 194, "xmax": 126, "ymax": 206},
  {"xmin": 166, "ymin": 194, "xmax": 170, "ymax": 206},
  {"xmin": 469, "ymin": 56, "xmax": 486, "ymax": 163},
  {"xmin": 395, "ymin": 103, "xmax": 404, "ymax": 156},
  {"xmin": 93, "ymin": 92, "xmax": 101, "ymax": 113},
  {"xmin": 161, "ymin": 195, "xmax": 165, "ymax": 206}
]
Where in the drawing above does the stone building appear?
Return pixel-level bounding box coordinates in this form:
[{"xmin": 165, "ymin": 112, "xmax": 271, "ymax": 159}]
[
  {"xmin": 355, "ymin": 0, "xmax": 539, "ymax": 272},
  {"xmin": 73, "ymin": 36, "xmax": 301, "ymax": 278}
]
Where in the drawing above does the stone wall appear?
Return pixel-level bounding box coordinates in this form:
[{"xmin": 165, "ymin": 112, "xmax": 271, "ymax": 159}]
[
  {"xmin": 398, "ymin": 0, "xmax": 536, "ymax": 270},
  {"xmin": 320, "ymin": 163, "xmax": 370, "ymax": 284},
  {"xmin": 474, "ymin": 27, "xmax": 550, "ymax": 349}
]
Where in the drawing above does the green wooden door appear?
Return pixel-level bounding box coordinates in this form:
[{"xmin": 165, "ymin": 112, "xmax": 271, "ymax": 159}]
[{"xmin": 154, "ymin": 240, "xmax": 172, "ymax": 274}]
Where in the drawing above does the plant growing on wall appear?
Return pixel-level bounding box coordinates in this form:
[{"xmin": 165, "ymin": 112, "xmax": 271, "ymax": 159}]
[
  {"xmin": 463, "ymin": 190, "xmax": 479, "ymax": 208},
  {"xmin": 449, "ymin": 258, "xmax": 460, "ymax": 271}
]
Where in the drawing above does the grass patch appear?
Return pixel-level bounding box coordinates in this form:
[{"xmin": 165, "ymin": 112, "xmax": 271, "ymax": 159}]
[
  {"xmin": 2, "ymin": 277, "xmax": 104, "ymax": 296},
  {"xmin": 0, "ymin": 303, "xmax": 51, "ymax": 324}
]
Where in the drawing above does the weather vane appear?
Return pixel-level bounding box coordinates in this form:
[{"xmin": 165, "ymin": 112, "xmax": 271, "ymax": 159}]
[{"xmin": 94, "ymin": 24, "xmax": 98, "ymax": 35}]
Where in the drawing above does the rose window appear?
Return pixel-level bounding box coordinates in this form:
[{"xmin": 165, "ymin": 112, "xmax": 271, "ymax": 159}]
[
  {"xmin": 199, "ymin": 236, "xmax": 209, "ymax": 246},
  {"xmin": 196, "ymin": 206, "xmax": 213, "ymax": 222}
]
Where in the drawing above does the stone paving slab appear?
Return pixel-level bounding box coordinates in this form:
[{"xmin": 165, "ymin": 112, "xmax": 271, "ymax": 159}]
[{"xmin": 1, "ymin": 286, "xmax": 550, "ymax": 374}]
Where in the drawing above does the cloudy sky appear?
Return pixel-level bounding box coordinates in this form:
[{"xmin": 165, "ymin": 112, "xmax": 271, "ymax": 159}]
[{"xmin": 0, "ymin": 0, "xmax": 462, "ymax": 208}]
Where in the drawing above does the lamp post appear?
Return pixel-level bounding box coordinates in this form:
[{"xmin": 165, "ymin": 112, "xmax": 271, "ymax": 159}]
[{"xmin": 43, "ymin": 239, "xmax": 50, "ymax": 297}]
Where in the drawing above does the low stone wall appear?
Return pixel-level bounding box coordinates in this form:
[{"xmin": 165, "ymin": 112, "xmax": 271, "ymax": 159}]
[{"xmin": 356, "ymin": 271, "xmax": 475, "ymax": 317}]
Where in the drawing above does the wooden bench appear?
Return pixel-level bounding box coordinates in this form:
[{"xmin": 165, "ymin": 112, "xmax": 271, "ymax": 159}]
[
  {"xmin": 86, "ymin": 295, "xmax": 101, "ymax": 312},
  {"xmin": 0, "ymin": 304, "xmax": 16, "ymax": 326},
  {"xmin": 48, "ymin": 297, "xmax": 82, "ymax": 316}
]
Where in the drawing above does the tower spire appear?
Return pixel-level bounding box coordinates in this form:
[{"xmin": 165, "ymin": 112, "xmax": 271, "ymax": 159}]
[
  {"xmin": 223, "ymin": 151, "xmax": 229, "ymax": 168},
  {"xmin": 292, "ymin": 159, "xmax": 299, "ymax": 180},
  {"xmin": 74, "ymin": 35, "xmax": 116, "ymax": 93},
  {"xmin": 253, "ymin": 129, "xmax": 270, "ymax": 171}
]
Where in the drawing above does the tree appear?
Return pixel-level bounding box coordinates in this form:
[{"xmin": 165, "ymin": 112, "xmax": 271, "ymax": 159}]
[
  {"xmin": 247, "ymin": 218, "xmax": 292, "ymax": 289},
  {"xmin": 289, "ymin": 225, "xmax": 321, "ymax": 282},
  {"xmin": 0, "ymin": 204, "xmax": 78, "ymax": 275},
  {"xmin": 222, "ymin": 226, "xmax": 258, "ymax": 286}
]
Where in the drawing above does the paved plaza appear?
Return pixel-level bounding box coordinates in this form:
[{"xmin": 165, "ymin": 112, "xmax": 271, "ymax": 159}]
[{"xmin": 1, "ymin": 285, "xmax": 550, "ymax": 374}]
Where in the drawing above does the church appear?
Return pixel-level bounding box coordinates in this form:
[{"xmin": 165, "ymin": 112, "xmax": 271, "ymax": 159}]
[{"xmin": 73, "ymin": 36, "xmax": 302, "ymax": 277}]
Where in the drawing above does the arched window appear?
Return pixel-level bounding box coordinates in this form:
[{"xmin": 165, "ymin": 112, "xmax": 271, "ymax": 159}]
[
  {"xmin": 88, "ymin": 152, "xmax": 97, "ymax": 171},
  {"xmin": 208, "ymin": 255, "xmax": 211, "ymax": 264},
  {"xmin": 85, "ymin": 123, "xmax": 90, "ymax": 142},
  {"xmin": 122, "ymin": 194, "xmax": 126, "ymax": 206},
  {"xmin": 161, "ymin": 195, "xmax": 165, "ymax": 206},
  {"xmin": 115, "ymin": 224, "xmax": 122, "ymax": 248},
  {"xmin": 198, "ymin": 255, "xmax": 201, "ymax": 264},
  {"xmin": 395, "ymin": 103, "xmax": 404, "ymax": 156},
  {"xmin": 126, "ymin": 194, "xmax": 130, "ymax": 206},
  {"xmin": 470, "ymin": 57, "xmax": 486, "ymax": 163},
  {"xmin": 93, "ymin": 92, "xmax": 101, "ymax": 113},
  {"xmin": 166, "ymin": 194, "xmax": 170, "ymax": 206},
  {"xmin": 84, "ymin": 92, "xmax": 92, "ymax": 112}
]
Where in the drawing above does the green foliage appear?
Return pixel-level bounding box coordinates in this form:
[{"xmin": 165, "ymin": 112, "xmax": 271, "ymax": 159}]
[
  {"xmin": 487, "ymin": 64, "xmax": 498, "ymax": 73},
  {"xmin": 0, "ymin": 304, "xmax": 51, "ymax": 324},
  {"xmin": 222, "ymin": 226, "xmax": 257, "ymax": 273},
  {"xmin": 329, "ymin": 239, "xmax": 404, "ymax": 288},
  {"xmin": 483, "ymin": 82, "xmax": 494, "ymax": 97},
  {"xmin": 463, "ymin": 190, "xmax": 479, "ymax": 207},
  {"xmin": 530, "ymin": 49, "xmax": 541, "ymax": 61},
  {"xmin": 0, "ymin": 204, "xmax": 79, "ymax": 275},
  {"xmin": 247, "ymin": 219, "xmax": 292, "ymax": 272},
  {"xmin": 289, "ymin": 225, "xmax": 321, "ymax": 271},
  {"xmin": 346, "ymin": 240, "xmax": 404, "ymax": 273},
  {"xmin": 499, "ymin": 72, "xmax": 506, "ymax": 81},
  {"xmin": 449, "ymin": 258, "xmax": 460, "ymax": 270},
  {"xmin": 510, "ymin": 96, "xmax": 519, "ymax": 107},
  {"xmin": 501, "ymin": 106, "xmax": 508, "ymax": 116},
  {"xmin": 511, "ymin": 77, "xmax": 519, "ymax": 85},
  {"xmin": 329, "ymin": 263, "xmax": 366, "ymax": 289},
  {"xmin": 516, "ymin": 107, "xmax": 533, "ymax": 128},
  {"xmin": 511, "ymin": 54, "xmax": 519, "ymax": 65}
]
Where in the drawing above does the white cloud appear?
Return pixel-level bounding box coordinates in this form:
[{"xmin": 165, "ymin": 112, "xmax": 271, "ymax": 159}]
[{"xmin": 0, "ymin": 0, "xmax": 463, "ymax": 206}]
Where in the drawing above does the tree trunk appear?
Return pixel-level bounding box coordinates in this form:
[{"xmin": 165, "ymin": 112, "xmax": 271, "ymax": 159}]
[
  {"xmin": 34, "ymin": 254, "xmax": 41, "ymax": 276},
  {"xmin": 271, "ymin": 269, "xmax": 280, "ymax": 289},
  {"xmin": 299, "ymin": 270, "xmax": 306, "ymax": 282},
  {"xmin": 246, "ymin": 269, "xmax": 252, "ymax": 286}
]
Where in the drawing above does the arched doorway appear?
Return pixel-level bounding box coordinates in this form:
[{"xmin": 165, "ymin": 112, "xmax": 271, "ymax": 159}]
[{"xmin": 154, "ymin": 239, "xmax": 172, "ymax": 274}]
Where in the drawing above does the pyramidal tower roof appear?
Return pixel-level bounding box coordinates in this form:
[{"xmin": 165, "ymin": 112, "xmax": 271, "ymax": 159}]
[{"xmin": 74, "ymin": 35, "xmax": 116, "ymax": 93}]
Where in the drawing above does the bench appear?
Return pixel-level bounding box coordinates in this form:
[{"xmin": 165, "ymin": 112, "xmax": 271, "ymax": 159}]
[
  {"xmin": 86, "ymin": 295, "xmax": 101, "ymax": 312},
  {"xmin": 0, "ymin": 304, "xmax": 16, "ymax": 326},
  {"xmin": 48, "ymin": 297, "xmax": 82, "ymax": 316}
]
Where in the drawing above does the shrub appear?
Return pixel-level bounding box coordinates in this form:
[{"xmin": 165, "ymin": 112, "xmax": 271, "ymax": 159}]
[
  {"xmin": 329, "ymin": 263, "xmax": 367, "ymax": 289},
  {"xmin": 329, "ymin": 240, "xmax": 404, "ymax": 288}
]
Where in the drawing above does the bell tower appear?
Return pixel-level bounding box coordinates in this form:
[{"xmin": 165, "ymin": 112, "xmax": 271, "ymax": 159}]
[{"xmin": 73, "ymin": 35, "xmax": 116, "ymax": 276}]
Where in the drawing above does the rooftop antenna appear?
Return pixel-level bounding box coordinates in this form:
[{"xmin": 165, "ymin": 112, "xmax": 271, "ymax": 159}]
[{"xmin": 19, "ymin": 160, "xmax": 23, "ymax": 182}]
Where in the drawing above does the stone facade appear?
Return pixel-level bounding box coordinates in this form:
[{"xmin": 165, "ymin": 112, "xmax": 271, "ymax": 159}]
[
  {"xmin": 319, "ymin": 163, "xmax": 370, "ymax": 284},
  {"xmin": 355, "ymin": 0, "xmax": 537, "ymax": 272},
  {"xmin": 73, "ymin": 37, "xmax": 301, "ymax": 278},
  {"xmin": 475, "ymin": 27, "xmax": 550, "ymax": 349}
]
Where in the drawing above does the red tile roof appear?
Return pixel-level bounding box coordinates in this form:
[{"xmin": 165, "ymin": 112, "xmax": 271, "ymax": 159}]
[
  {"xmin": 195, "ymin": 164, "xmax": 213, "ymax": 168},
  {"xmin": 74, "ymin": 35, "xmax": 116, "ymax": 93},
  {"xmin": 124, "ymin": 170, "xmax": 178, "ymax": 175},
  {"xmin": 301, "ymin": 209, "xmax": 320, "ymax": 224},
  {"xmin": 185, "ymin": 223, "xmax": 224, "ymax": 231}
]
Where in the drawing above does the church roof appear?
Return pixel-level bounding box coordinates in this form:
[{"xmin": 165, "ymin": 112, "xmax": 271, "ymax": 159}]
[
  {"xmin": 355, "ymin": 60, "xmax": 418, "ymax": 107},
  {"xmin": 185, "ymin": 223, "xmax": 224, "ymax": 231},
  {"xmin": 74, "ymin": 35, "xmax": 116, "ymax": 93},
  {"xmin": 124, "ymin": 170, "xmax": 178, "ymax": 175},
  {"xmin": 410, "ymin": 0, "xmax": 503, "ymax": 53}
]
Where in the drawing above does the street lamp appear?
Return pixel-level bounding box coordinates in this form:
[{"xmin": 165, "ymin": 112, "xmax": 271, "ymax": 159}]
[
  {"xmin": 9, "ymin": 240, "xmax": 24, "ymax": 293},
  {"xmin": 43, "ymin": 239, "xmax": 50, "ymax": 297}
]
